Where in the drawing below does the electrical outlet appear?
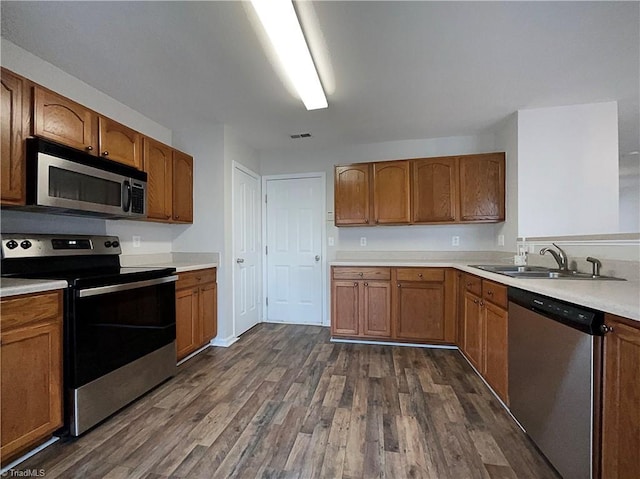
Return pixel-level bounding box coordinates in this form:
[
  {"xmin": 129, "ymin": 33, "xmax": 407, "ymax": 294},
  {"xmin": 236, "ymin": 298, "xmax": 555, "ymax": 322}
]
[
  {"xmin": 498, "ymin": 235, "xmax": 505, "ymax": 246},
  {"xmin": 451, "ymin": 236, "xmax": 460, "ymax": 247},
  {"xmin": 328, "ymin": 236, "xmax": 334, "ymax": 246},
  {"xmin": 517, "ymin": 244, "xmax": 526, "ymax": 256},
  {"xmin": 133, "ymin": 235, "xmax": 141, "ymax": 248},
  {"xmin": 360, "ymin": 237, "xmax": 367, "ymax": 247}
]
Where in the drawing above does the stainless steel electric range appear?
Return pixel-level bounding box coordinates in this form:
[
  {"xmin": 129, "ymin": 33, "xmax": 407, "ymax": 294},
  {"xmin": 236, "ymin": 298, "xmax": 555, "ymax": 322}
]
[{"xmin": 1, "ymin": 234, "xmax": 178, "ymax": 436}]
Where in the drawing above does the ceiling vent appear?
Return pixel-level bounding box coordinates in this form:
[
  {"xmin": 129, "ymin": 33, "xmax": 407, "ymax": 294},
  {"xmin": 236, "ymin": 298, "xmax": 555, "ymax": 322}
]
[{"xmin": 290, "ymin": 132, "xmax": 312, "ymax": 139}]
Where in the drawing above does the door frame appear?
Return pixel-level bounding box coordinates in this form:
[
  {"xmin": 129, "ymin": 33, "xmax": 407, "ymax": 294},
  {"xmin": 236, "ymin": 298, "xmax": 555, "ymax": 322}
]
[
  {"xmin": 262, "ymin": 172, "xmax": 328, "ymax": 326},
  {"xmin": 232, "ymin": 162, "xmax": 262, "ymax": 337}
]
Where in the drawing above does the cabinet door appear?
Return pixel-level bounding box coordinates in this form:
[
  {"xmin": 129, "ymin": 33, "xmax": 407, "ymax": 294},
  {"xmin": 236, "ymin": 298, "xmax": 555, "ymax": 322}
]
[
  {"xmin": 172, "ymin": 150, "xmax": 194, "ymax": 223},
  {"xmin": 395, "ymin": 281, "xmax": 445, "ymax": 341},
  {"xmin": 98, "ymin": 116, "xmax": 142, "ymax": 169},
  {"xmin": 462, "ymin": 291, "xmax": 483, "ymax": 370},
  {"xmin": 1, "ymin": 69, "xmax": 26, "ymax": 205},
  {"xmin": 412, "ymin": 157, "xmax": 457, "ymax": 222},
  {"xmin": 176, "ymin": 288, "xmax": 199, "ymax": 360},
  {"xmin": 200, "ymin": 282, "xmax": 217, "ymax": 344},
  {"xmin": 373, "ymin": 160, "xmax": 410, "ymax": 224},
  {"xmin": 459, "ymin": 153, "xmax": 505, "ymax": 222},
  {"xmin": 362, "ymin": 281, "xmax": 391, "ymax": 337},
  {"xmin": 34, "ymin": 86, "xmax": 96, "ymax": 153},
  {"xmin": 334, "ymin": 164, "xmax": 371, "ymax": 226},
  {"xmin": 1, "ymin": 319, "xmax": 62, "ymax": 463},
  {"xmin": 143, "ymin": 137, "xmax": 173, "ymax": 220},
  {"xmin": 483, "ymin": 302, "xmax": 508, "ymax": 403},
  {"xmin": 601, "ymin": 315, "xmax": 640, "ymax": 479},
  {"xmin": 331, "ymin": 280, "xmax": 360, "ymax": 336}
]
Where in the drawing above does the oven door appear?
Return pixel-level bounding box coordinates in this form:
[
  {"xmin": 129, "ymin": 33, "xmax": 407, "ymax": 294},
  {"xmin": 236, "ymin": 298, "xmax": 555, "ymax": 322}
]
[{"xmin": 68, "ymin": 276, "xmax": 177, "ymax": 388}]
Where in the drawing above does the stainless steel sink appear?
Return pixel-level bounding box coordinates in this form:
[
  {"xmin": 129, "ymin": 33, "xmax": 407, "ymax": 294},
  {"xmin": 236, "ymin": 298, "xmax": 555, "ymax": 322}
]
[{"xmin": 470, "ymin": 265, "xmax": 626, "ymax": 281}]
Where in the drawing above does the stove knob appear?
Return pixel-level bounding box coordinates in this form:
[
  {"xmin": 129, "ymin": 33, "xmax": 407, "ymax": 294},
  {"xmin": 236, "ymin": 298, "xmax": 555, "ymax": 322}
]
[
  {"xmin": 20, "ymin": 240, "xmax": 32, "ymax": 249},
  {"xmin": 104, "ymin": 241, "xmax": 112, "ymax": 248},
  {"xmin": 111, "ymin": 241, "xmax": 120, "ymax": 248},
  {"xmin": 6, "ymin": 240, "xmax": 18, "ymax": 250}
]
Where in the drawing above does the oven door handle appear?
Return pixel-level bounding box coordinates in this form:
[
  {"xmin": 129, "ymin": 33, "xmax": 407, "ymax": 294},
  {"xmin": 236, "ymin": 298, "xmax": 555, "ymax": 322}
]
[
  {"xmin": 92, "ymin": 323, "xmax": 176, "ymax": 330},
  {"xmin": 77, "ymin": 276, "xmax": 177, "ymax": 298}
]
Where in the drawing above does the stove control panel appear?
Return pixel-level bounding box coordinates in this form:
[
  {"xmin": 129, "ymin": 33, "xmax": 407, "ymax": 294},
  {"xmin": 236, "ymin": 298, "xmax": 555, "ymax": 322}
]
[{"xmin": 1, "ymin": 234, "xmax": 122, "ymax": 259}]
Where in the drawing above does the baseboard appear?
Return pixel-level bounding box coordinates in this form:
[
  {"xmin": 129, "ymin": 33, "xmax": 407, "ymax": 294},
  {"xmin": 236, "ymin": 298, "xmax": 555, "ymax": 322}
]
[
  {"xmin": 264, "ymin": 319, "xmax": 327, "ymax": 327},
  {"xmin": 209, "ymin": 335, "xmax": 238, "ymax": 348},
  {"xmin": 330, "ymin": 338, "xmax": 458, "ymax": 349},
  {"xmin": 1, "ymin": 436, "xmax": 59, "ymax": 474},
  {"xmin": 177, "ymin": 344, "xmax": 211, "ymax": 365}
]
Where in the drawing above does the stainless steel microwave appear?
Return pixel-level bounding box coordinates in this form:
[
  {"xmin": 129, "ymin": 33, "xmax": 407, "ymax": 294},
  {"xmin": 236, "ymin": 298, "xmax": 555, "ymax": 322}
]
[{"xmin": 25, "ymin": 137, "xmax": 147, "ymax": 218}]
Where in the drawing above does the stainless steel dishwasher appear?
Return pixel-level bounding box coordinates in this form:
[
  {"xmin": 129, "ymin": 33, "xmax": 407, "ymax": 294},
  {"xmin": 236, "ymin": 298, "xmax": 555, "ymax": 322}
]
[{"xmin": 508, "ymin": 287, "xmax": 604, "ymax": 479}]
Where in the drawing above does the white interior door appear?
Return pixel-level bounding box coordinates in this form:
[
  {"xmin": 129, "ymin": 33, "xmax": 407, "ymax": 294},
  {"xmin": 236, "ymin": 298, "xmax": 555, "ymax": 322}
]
[
  {"xmin": 265, "ymin": 176, "xmax": 324, "ymax": 325},
  {"xmin": 233, "ymin": 164, "xmax": 261, "ymax": 336}
]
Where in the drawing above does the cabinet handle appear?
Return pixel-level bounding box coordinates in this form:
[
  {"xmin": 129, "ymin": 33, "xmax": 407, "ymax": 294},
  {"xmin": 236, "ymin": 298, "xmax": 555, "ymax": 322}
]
[
  {"xmin": 487, "ymin": 290, "xmax": 494, "ymax": 296},
  {"xmin": 353, "ymin": 282, "xmax": 358, "ymax": 287},
  {"xmin": 364, "ymin": 282, "xmax": 368, "ymax": 286},
  {"xmin": 365, "ymin": 219, "xmax": 369, "ymax": 224},
  {"xmin": 480, "ymin": 300, "xmax": 485, "ymax": 307},
  {"xmin": 85, "ymin": 145, "xmax": 93, "ymax": 151},
  {"xmin": 418, "ymin": 273, "xmax": 423, "ymax": 278},
  {"xmin": 466, "ymin": 282, "xmax": 473, "ymax": 287},
  {"xmin": 473, "ymin": 299, "xmax": 479, "ymax": 304},
  {"xmin": 102, "ymin": 150, "xmax": 109, "ymax": 156},
  {"xmin": 601, "ymin": 324, "xmax": 614, "ymax": 334},
  {"xmin": 397, "ymin": 283, "xmax": 401, "ymax": 288},
  {"xmin": 359, "ymin": 272, "xmax": 363, "ymax": 277}
]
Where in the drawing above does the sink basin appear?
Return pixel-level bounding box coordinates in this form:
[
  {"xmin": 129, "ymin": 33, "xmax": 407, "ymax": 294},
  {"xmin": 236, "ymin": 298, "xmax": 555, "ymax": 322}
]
[{"xmin": 470, "ymin": 265, "xmax": 626, "ymax": 281}]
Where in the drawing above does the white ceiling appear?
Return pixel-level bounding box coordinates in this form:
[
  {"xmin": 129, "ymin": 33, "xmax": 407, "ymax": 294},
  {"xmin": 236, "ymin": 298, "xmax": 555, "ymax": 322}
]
[{"xmin": 1, "ymin": 1, "xmax": 638, "ymax": 156}]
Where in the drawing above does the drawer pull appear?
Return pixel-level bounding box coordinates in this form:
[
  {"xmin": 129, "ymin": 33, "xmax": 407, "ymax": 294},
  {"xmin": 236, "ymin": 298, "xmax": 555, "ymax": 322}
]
[
  {"xmin": 353, "ymin": 282, "xmax": 358, "ymax": 287},
  {"xmin": 487, "ymin": 290, "xmax": 494, "ymax": 296},
  {"xmin": 102, "ymin": 150, "xmax": 109, "ymax": 156},
  {"xmin": 418, "ymin": 273, "xmax": 423, "ymax": 278},
  {"xmin": 467, "ymin": 282, "xmax": 473, "ymax": 287},
  {"xmin": 359, "ymin": 272, "xmax": 363, "ymax": 277},
  {"xmin": 397, "ymin": 283, "xmax": 401, "ymax": 288},
  {"xmin": 473, "ymin": 299, "xmax": 479, "ymax": 304},
  {"xmin": 364, "ymin": 282, "xmax": 368, "ymax": 286}
]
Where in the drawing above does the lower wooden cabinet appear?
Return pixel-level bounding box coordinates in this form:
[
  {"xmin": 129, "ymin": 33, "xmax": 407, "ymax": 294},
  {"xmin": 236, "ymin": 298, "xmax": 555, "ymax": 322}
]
[
  {"xmin": 331, "ymin": 268, "xmax": 392, "ymax": 338},
  {"xmin": 331, "ymin": 266, "xmax": 455, "ymax": 343},
  {"xmin": 460, "ymin": 274, "xmax": 508, "ymax": 403},
  {"xmin": 601, "ymin": 314, "xmax": 640, "ymax": 479},
  {"xmin": 175, "ymin": 268, "xmax": 217, "ymax": 360},
  {"xmin": 0, "ymin": 290, "xmax": 63, "ymax": 465}
]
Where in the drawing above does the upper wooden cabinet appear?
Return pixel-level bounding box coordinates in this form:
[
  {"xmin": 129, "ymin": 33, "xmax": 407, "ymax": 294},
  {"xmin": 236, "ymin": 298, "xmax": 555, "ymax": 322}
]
[
  {"xmin": 459, "ymin": 153, "xmax": 505, "ymax": 222},
  {"xmin": 334, "ymin": 164, "xmax": 371, "ymax": 226},
  {"xmin": 33, "ymin": 86, "xmax": 96, "ymax": 153},
  {"xmin": 143, "ymin": 137, "xmax": 173, "ymax": 221},
  {"xmin": 412, "ymin": 157, "xmax": 457, "ymax": 223},
  {"xmin": 334, "ymin": 152, "xmax": 505, "ymax": 227},
  {"xmin": 1, "ymin": 68, "xmax": 27, "ymax": 205},
  {"xmin": 373, "ymin": 160, "xmax": 410, "ymax": 224},
  {"xmin": 172, "ymin": 150, "xmax": 194, "ymax": 223},
  {"xmin": 98, "ymin": 116, "xmax": 142, "ymax": 169}
]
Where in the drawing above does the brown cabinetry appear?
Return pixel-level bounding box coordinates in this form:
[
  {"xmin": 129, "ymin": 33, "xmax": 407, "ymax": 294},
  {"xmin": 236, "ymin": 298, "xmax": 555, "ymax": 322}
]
[
  {"xmin": 143, "ymin": 137, "xmax": 173, "ymax": 220},
  {"xmin": 459, "ymin": 153, "xmax": 505, "ymax": 222},
  {"xmin": 394, "ymin": 267, "xmax": 455, "ymax": 342},
  {"xmin": 601, "ymin": 314, "xmax": 640, "ymax": 479},
  {"xmin": 0, "ymin": 290, "xmax": 63, "ymax": 465},
  {"xmin": 372, "ymin": 160, "xmax": 410, "ymax": 224},
  {"xmin": 331, "ymin": 267, "xmax": 392, "ymax": 338},
  {"xmin": 412, "ymin": 157, "xmax": 457, "ymax": 223},
  {"xmin": 98, "ymin": 116, "xmax": 142, "ymax": 169},
  {"xmin": 175, "ymin": 268, "xmax": 217, "ymax": 360},
  {"xmin": 1, "ymin": 68, "xmax": 27, "ymax": 205},
  {"xmin": 334, "ymin": 152, "xmax": 505, "ymax": 227},
  {"xmin": 460, "ymin": 274, "xmax": 508, "ymax": 403},
  {"xmin": 172, "ymin": 150, "xmax": 194, "ymax": 223},
  {"xmin": 334, "ymin": 164, "xmax": 371, "ymax": 226},
  {"xmin": 331, "ymin": 266, "xmax": 455, "ymax": 344}
]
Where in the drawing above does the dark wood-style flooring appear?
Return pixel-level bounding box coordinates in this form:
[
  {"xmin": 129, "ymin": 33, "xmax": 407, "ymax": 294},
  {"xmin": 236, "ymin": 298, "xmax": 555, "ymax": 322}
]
[{"xmin": 15, "ymin": 324, "xmax": 559, "ymax": 478}]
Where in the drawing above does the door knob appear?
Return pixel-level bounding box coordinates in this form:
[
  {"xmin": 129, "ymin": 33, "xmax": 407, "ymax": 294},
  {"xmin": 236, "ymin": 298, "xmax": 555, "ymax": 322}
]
[
  {"xmin": 315, "ymin": 255, "xmax": 320, "ymax": 262},
  {"xmin": 236, "ymin": 258, "xmax": 245, "ymax": 264}
]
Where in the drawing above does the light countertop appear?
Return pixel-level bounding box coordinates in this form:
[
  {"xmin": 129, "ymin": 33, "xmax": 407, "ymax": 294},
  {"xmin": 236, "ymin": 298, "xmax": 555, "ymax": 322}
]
[
  {"xmin": 0, "ymin": 278, "xmax": 68, "ymax": 298},
  {"xmin": 331, "ymin": 260, "xmax": 640, "ymax": 321},
  {"xmin": 119, "ymin": 252, "xmax": 219, "ymax": 273}
]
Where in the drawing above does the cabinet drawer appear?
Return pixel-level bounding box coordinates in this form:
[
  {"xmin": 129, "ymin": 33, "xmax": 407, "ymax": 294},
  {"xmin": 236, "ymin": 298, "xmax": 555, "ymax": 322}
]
[
  {"xmin": 176, "ymin": 268, "xmax": 217, "ymax": 290},
  {"xmin": 463, "ymin": 274, "xmax": 482, "ymax": 296},
  {"xmin": 0, "ymin": 291, "xmax": 62, "ymax": 330},
  {"xmin": 396, "ymin": 268, "xmax": 445, "ymax": 282},
  {"xmin": 482, "ymin": 280, "xmax": 507, "ymax": 309},
  {"xmin": 332, "ymin": 267, "xmax": 391, "ymax": 281}
]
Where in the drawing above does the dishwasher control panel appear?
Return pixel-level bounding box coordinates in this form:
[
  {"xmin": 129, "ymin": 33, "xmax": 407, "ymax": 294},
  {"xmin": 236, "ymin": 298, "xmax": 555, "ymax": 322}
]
[{"xmin": 509, "ymin": 287, "xmax": 604, "ymax": 335}]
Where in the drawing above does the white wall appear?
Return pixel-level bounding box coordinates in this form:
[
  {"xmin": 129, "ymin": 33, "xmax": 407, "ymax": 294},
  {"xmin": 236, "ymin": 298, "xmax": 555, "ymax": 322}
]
[
  {"xmin": 517, "ymin": 101, "xmax": 620, "ymax": 237},
  {"xmin": 260, "ymin": 133, "xmax": 503, "ymax": 257},
  {"xmin": 494, "ymin": 113, "xmax": 519, "ymax": 251}
]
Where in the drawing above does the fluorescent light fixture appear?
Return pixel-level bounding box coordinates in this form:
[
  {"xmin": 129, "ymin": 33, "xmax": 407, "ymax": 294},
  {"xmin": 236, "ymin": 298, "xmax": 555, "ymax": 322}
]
[{"xmin": 250, "ymin": 0, "xmax": 328, "ymax": 110}]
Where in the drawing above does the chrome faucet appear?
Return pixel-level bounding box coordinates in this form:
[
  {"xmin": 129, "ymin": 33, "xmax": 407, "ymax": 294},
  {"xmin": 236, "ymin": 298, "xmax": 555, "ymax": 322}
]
[{"xmin": 540, "ymin": 243, "xmax": 569, "ymax": 271}]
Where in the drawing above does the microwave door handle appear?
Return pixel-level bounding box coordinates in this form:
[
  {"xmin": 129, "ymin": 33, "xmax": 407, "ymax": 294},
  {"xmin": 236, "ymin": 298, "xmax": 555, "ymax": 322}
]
[{"xmin": 123, "ymin": 180, "xmax": 132, "ymax": 212}]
